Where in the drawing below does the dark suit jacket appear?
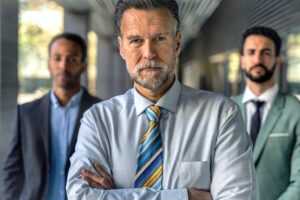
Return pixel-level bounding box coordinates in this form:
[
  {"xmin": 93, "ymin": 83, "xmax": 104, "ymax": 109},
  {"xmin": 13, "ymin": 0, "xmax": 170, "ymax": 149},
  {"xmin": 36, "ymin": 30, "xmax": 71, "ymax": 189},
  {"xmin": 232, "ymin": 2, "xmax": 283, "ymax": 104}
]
[
  {"xmin": 233, "ymin": 92, "xmax": 300, "ymax": 200},
  {"xmin": 2, "ymin": 88, "xmax": 100, "ymax": 200}
]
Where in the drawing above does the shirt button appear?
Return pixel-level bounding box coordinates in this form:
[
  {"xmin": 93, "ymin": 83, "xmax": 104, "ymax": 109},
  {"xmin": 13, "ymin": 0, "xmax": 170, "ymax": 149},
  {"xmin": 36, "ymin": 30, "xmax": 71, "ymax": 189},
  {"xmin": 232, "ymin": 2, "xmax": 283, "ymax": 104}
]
[
  {"xmin": 60, "ymin": 171, "xmax": 64, "ymax": 175},
  {"xmin": 60, "ymin": 190, "xmax": 64, "ymax": 195}
]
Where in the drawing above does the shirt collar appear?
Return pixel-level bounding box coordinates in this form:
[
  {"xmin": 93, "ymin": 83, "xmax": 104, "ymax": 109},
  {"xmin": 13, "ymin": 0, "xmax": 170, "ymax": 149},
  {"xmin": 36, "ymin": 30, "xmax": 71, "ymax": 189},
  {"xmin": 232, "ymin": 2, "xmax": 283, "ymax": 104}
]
[
  {"xmin": 50, "ymin": 87, "xmax": 83, "ymax": 108},
  {"xmin": 242, "ymin": 84, "xmax": 279, "ymax": 105},
  {"xmin": 134, "ymin": 78, "xmax": 181, "ymax": 115}
]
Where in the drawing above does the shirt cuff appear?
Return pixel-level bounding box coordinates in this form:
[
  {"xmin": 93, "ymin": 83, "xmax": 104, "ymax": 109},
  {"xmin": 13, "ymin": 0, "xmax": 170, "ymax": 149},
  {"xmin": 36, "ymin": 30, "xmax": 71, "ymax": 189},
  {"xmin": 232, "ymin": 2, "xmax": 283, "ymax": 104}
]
[{"xmin": 161, "ymin": 189, "xmax": 188, "ymax": 200}]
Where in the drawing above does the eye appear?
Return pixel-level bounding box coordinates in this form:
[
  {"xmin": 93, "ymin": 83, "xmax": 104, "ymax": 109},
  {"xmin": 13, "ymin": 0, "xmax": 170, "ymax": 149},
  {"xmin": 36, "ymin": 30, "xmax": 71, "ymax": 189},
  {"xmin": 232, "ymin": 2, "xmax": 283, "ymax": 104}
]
[
  {"xmin": 67, "ymin": 56, "xmax": 80, "ymax": 64},
  {"xmin": 155, "ymin": 36, "xmax": 166, "ymax": 42},
  {"xmin": 52, "ymin": 56, "xmax": 61, "ymax": 62},
  {"xmin": 263, "ymin": 51, "xmax": 272, "ymax": 56},
  {"xmin": 130, "ymin": 38, "xmax": 143, "ymax": 45},
  {"xmin": 246, "ymin": 50, "xmax": 255, "ymax": 56}
]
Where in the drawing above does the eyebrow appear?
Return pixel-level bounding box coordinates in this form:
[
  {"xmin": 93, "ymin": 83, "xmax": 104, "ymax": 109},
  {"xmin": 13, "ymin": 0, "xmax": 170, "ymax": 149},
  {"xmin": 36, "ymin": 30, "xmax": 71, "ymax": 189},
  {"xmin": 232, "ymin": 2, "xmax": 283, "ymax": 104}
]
[
  {"xmin": 126, "ymin": 31, "xmax": 171, "ymax": 40},
  {"xmin": 126, "ymin": 35, "xmax": 141, "ymax": 40},
  {"xmin": 261, "ymin": 48, "xmax": 272, "ymax": 52},
  {"xmin": 52, "ymin": 52, "xmax": 80, "ymax": 56},
  {"xmin": 246, "ymin": 48, "xmax": 273, "ymax": 52}
]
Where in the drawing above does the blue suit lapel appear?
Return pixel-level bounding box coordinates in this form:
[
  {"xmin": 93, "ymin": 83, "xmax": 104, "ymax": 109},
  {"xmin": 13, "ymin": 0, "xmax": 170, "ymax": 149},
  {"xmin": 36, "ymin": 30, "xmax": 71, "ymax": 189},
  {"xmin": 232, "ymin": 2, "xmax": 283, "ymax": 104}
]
[
  {"xmin": 66, "ymin": 89, "xmax": 100, "ymax": 169},
  {"xmin": 253, "ymin": 93, "xmax": 284, "ymax": 163},
  {"xmin": 68, "ymin": 89, "xmax": 92, "ymax": 159},
  {"xmin": 37, "ymin": 93, "xmax": 51, "ymax": 169}
]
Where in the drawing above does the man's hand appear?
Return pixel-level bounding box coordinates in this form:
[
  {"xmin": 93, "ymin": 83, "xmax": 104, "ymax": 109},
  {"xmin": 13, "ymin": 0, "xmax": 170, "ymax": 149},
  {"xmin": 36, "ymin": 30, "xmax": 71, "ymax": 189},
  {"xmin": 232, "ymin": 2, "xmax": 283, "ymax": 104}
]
[
  {"xmin": 81, "ymin": 163, "xmax": 115, "ymax": 189},
  {"xmin": 188, "ymin": 188, "xmax": 212, "ymax": 200}
]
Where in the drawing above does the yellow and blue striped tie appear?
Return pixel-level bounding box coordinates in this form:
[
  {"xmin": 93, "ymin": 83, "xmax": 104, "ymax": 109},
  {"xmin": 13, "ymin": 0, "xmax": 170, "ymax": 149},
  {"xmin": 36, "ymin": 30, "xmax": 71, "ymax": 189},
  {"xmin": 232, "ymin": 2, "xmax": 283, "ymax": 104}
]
[{"xmin": 134, "ymin": 105, "xmax": 163, "ymax": 190}]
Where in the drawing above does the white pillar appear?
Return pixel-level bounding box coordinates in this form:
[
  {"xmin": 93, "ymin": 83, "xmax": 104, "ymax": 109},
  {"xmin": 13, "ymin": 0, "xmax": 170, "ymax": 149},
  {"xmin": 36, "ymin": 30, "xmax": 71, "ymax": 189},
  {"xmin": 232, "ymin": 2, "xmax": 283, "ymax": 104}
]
[
  {"xmin": 64, "ymin": 10, "xmax": 89, "ymax": 88},
  {"xmin": 95, "ymin": 36, "xmax": 132, "ymax": 99}
]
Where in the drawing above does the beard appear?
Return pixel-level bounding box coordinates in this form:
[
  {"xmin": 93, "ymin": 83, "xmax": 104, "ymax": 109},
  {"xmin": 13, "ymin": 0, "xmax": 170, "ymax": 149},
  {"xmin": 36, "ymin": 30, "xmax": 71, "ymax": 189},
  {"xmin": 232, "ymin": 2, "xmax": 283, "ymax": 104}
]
[
  {"xmin": 127, "ymin": 60, "xmax": 171, "ymax": 91},
  {"xmin": 243, "ymin": 63, "xmax": 276, "ymax": 83}
]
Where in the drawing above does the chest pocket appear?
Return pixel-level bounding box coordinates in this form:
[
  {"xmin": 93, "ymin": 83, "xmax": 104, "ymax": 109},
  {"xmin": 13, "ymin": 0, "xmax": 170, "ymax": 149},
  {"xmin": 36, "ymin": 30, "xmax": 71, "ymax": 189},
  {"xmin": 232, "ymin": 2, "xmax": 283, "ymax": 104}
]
[{"xmin": 179, "ymin": 161, "xmax": 211, "ymax": 189}]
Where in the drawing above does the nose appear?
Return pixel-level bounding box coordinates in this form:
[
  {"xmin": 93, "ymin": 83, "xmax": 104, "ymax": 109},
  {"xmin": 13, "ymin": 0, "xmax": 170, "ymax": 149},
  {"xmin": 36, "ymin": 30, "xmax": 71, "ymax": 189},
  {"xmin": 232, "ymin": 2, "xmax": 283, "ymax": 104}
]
[
  {"xmin": 253, "ymin": 52, "xmax": 263, "ymax": 64},
  {"xmin": 143, "ymin": 40, "xmax": 157, "ymax": 61},
  {"xmin": 58, "ymin": 57, "xmax": 67, "ymax": 69}
]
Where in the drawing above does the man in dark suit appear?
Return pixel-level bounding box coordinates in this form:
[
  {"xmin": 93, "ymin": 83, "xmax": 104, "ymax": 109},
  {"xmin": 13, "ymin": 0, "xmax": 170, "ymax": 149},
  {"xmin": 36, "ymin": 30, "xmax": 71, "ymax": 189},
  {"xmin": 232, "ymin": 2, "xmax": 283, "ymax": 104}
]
[
  {"xmin": 2, "ymin": 33, "xmax": 100, "ymax": 200},
  {"xmin": 233, "ymin": 26, "xmax": 300, "ymax": 200}
]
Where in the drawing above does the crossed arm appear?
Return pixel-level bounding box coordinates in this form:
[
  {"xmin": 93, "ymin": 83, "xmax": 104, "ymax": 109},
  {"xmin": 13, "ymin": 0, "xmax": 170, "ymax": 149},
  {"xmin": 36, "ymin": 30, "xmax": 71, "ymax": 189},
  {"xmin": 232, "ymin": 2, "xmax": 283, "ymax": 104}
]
[{"xmin": 81, "ymin": 163, "xmax": 212, "ymax": 200}]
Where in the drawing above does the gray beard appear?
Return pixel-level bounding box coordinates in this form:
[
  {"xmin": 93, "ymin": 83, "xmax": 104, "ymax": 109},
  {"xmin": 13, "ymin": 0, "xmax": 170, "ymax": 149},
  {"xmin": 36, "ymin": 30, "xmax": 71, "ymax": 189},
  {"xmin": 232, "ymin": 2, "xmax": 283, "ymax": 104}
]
[
  {"xmin": 133, "ymin": 72, "xmax": 168, "ymax": 91},
  {"xmin": 127, "ymin": 60, "xmax": 170, "ymax": 91}
]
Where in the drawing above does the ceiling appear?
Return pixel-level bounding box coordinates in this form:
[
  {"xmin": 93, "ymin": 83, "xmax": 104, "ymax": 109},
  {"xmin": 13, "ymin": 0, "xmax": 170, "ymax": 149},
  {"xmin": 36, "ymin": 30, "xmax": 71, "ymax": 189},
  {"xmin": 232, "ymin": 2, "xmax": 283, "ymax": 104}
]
[{"xmin": 54, "ymin": 0, "xmax": 222, "ymax": 48}]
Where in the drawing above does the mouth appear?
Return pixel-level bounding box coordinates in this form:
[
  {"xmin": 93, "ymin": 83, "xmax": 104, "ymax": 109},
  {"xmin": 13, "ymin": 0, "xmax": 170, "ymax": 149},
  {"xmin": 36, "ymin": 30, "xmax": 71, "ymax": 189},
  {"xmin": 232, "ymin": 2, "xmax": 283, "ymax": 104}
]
[
  {"xmin": 250, "ymin": 63, "xmax": 268, "ymax": 71},
  {"xmin": 57, "ymin": 73, "xmax": 72, "ymax": 82},
  {"xmin": 139, "ymin": 67, "xmax": 163, "ymax": 72},
  {"xmin": 144, "ymin": 67, "xmax": 162, "ymax": 70},
  {"xmin": 58, "ymin": 74, "xmax": 68, "ymax": 78},
  {"xmin": 249, "ymin": 65, "xmax": 267, "ymax": 74}
]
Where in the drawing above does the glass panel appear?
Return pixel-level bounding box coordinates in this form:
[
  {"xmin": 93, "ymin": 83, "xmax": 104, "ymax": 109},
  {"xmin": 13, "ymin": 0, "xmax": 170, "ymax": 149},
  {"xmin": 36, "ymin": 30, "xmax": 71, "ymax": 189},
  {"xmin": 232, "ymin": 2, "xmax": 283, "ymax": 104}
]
[
  {"xmin": 18, "ymin": 0, "xmax": 63, "ymax": 104},
  {"xmin": 227, "ymin": 52, "xmax": 240, "ymax": 84},
  {"xmin": 287, "ymin": 33, "xmax": 300, "ymax": 84},
  {"xmin": 87, "ymin": 31, "xmax": 98, "ymax": 96},
  {"xmin": 227, "ymin": 52, "xmax": 241, "ymax": 96}
]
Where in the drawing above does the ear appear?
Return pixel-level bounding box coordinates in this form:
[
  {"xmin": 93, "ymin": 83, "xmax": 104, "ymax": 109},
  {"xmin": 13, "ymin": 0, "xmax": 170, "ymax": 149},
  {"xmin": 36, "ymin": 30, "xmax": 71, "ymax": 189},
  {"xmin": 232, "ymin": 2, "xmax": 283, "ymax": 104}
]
[
  {"xmin": 47, "ymin": 58, "xmax": 51, "ymax": 71},
  {"xmin": 80, "ymin": 62, "xmax": 87, "ymax": 73},
  {"xmin": 240, "ymin": 55, "xmax": 246, "ymax": 70},
  {"xmin": 118, "ymin": 36, "xmax": 125, "ymax": 59},
  {"xmin": 175, "ymin": 31, "xmax": 182, "ymax": 56},
  {"xmin": 275, "ymin": 57, "xmax": 282, "ymax": 69}
]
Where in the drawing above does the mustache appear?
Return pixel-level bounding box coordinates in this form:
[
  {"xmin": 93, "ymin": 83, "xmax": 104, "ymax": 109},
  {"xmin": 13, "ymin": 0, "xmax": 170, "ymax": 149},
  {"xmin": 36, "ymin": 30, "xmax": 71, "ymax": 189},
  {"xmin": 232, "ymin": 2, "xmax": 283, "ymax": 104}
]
[
  {"xmin": 135, "ymin": 60, "xmax": 167, "ymax": 72},
  {"xmin": 250, "ymin": 63, "xmax": 268, "ymax": 71}
]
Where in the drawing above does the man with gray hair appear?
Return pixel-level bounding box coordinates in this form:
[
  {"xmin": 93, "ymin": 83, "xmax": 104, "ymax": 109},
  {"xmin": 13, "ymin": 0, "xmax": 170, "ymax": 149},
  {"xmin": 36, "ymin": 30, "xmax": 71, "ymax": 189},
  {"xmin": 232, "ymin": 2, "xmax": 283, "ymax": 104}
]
[{"xmin": 67, "ymin": 0, "xmax": 258, "ymax": 199}]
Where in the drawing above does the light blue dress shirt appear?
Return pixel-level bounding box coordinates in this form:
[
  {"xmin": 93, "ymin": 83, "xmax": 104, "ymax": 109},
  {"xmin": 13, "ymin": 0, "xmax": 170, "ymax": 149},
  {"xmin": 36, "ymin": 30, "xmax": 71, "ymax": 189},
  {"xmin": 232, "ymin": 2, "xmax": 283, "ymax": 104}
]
[
  {"xmin": 67, "ymin": 79, "xmax": 258, "ymax": 200},
  {"xmin": 47, "ymin": 88, "xmax": 83, "ymax": 200}
]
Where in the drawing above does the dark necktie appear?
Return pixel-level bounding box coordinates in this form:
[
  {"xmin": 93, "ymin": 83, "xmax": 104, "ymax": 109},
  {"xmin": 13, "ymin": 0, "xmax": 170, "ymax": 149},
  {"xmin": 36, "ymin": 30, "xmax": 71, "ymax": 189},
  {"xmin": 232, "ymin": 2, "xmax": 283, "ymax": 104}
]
[
  {"xmin": 250, "ymin": 100, "xmax": 265, "ymax": 145},
  {"xmin": 134, "ymin": 106, "xmax": 163, "ymax": 189}
]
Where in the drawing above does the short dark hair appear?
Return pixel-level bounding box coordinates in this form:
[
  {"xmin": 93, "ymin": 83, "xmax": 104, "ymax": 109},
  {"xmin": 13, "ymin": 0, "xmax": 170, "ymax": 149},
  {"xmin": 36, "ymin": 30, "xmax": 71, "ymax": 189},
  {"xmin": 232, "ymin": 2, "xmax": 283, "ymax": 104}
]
[
  {"xmin": 115, "ymin": 0, "xmax": 180, "ymax": 36},
  {"xmin": 240, "ymin": 26, "xmax": 282, "ymax": 57},
  {"xmin": 48, "ymin": 33, "xmax": 87, "ymax": 62}
]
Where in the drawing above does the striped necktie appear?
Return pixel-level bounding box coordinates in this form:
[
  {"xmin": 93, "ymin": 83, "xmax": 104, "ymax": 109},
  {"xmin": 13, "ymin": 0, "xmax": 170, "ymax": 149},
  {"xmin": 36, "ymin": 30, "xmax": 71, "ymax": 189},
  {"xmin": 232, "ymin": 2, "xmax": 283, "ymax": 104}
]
[{"xmin": 134, "ymin": 105, "xmax": 163, "ymax": 190}]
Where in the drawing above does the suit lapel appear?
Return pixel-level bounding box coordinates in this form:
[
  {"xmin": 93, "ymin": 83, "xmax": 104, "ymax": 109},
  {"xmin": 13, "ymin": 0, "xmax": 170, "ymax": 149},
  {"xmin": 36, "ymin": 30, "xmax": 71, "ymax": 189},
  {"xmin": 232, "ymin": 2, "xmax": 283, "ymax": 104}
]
[
  {"xmin": 253, "ymin": 93, "xmax": 284, "ymax": 163},
  {"xmin": 39, "ymin": 93, "xmax": 51, "ymax": 167},
  {"xmin": 67, "ymin": 89, "xmax": 96, "ymax": 160}
]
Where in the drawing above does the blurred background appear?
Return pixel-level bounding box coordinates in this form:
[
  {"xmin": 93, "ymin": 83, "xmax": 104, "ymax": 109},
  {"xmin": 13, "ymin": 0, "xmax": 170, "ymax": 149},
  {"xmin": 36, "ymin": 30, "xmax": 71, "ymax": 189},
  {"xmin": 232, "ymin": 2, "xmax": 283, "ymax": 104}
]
[{"xmin": 1, "ymin": 0, "xmax": 300, "ymax": 198}]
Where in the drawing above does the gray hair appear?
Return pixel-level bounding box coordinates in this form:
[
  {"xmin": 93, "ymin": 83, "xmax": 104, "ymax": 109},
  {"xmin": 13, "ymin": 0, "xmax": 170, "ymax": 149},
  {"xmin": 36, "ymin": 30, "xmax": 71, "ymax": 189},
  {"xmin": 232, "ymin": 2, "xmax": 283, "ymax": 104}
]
[{"xmin": 115, "ymin": 0, "xmax": 180, "ymax": 36}]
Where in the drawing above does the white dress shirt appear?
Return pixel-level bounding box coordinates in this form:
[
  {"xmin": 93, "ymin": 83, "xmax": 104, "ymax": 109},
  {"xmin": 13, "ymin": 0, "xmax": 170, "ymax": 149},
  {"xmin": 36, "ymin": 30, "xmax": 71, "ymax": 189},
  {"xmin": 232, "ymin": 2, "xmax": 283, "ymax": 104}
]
[
  {"xmin": 67, "ymin": 79, "xmax": 258, "ymax": 200},
  {"xmin": 242, "ymin": 84, "xmax": 279, "ymax": 134}
]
